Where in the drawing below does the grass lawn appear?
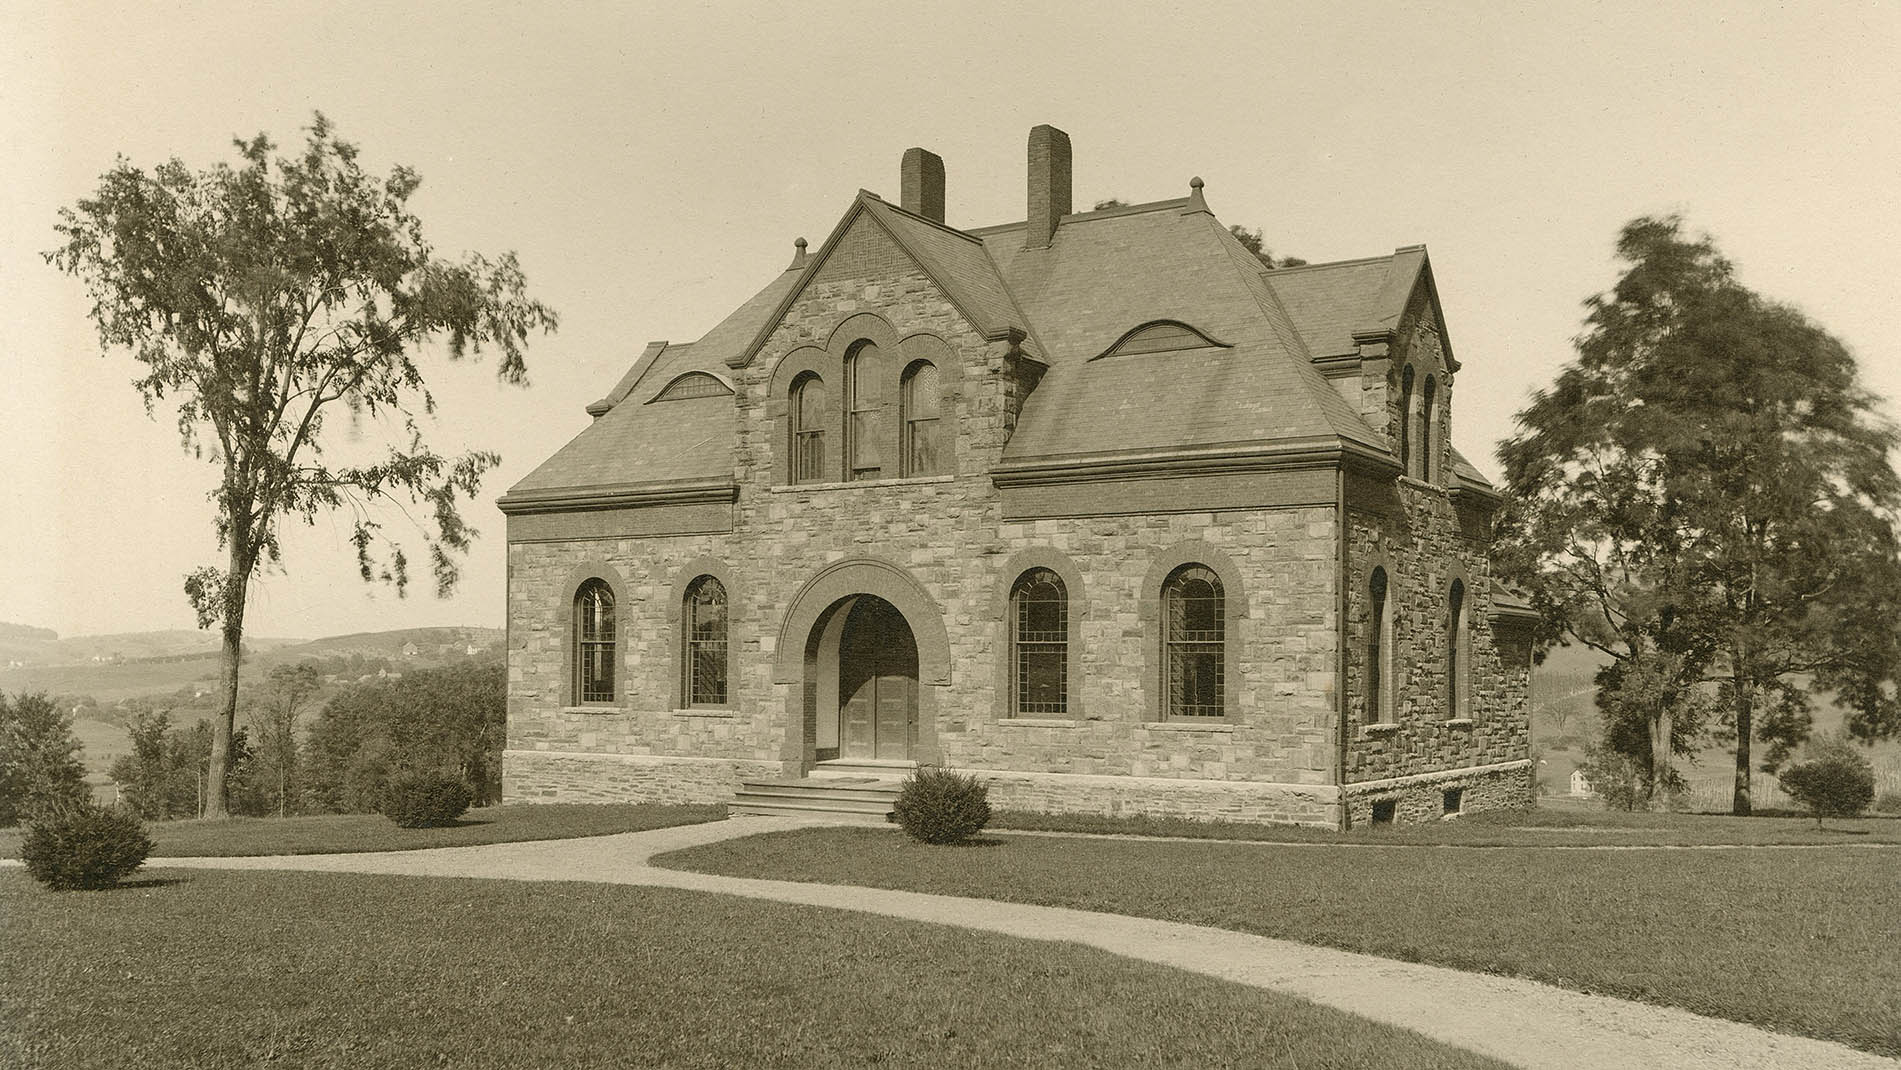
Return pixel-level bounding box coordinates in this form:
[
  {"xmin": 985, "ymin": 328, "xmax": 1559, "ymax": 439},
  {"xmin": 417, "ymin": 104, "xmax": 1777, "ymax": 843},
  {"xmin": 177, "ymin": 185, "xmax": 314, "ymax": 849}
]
[
  {"xmin": 0, "ymin": 870, "xmax": 1507, "ymax": 1070},
  {"xmin": 0, "ymin": 803, "xmax": 725, "ymax": 859},
  {"xmin": 991, "ymin": 806, "xmax": 1901, "ymax": 847},
  {"xmin": 658, "ymin": 828, "xmax": 1901, "ymax": 1058}
]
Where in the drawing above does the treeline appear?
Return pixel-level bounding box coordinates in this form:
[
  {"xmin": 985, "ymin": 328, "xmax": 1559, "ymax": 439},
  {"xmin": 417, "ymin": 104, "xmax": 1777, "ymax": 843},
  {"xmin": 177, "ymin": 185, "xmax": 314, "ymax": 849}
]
[{"xmin": 96, "ymin": 659, "xmax": 504, "ymax": 822}]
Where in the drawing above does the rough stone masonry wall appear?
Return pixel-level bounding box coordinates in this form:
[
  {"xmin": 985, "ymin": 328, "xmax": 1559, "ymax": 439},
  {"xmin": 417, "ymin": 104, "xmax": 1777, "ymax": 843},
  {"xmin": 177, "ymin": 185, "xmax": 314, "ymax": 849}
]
[
  {"xmin": 1340, "ymin": 307, "xmax": 1531, "ymax": 815},
  {"xmin": 506, "ymin": 215, "xmax": 1345, "ymax": 808}
]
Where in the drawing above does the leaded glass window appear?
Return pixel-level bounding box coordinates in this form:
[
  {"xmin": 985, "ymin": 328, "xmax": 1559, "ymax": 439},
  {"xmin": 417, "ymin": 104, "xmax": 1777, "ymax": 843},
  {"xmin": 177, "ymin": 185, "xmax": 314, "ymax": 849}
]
[
  {"xmin": 575, "ymin": 579, "xmax": 615, "ymax": 704},
  {"xmin": 901, "ymin": 360, "xmax": 940, "ymax": 477},
  {"xmin": 846, "ymin": 344, "xmax": 881, "ymax": 481},
  {"xmin": 1012, "ymin": 569, "xmax": 1067, "ymax": 715},
  {"xmin": 791, "ymin": 374, "xmax": 826, "ymax": 483},
  {"xmin": 685, "ymin": 576, "xmax": 728, "ymax": 707},
  {"xmin": 1368, "ymin": 567, "xmax": 1390, "ymax": 723},
  {"xmin": 1163, "ymin": 565, "xmax": 1223, "ymax": 718},
  {"xmin": 1447, "ymin": 579, "xmax": 1466, "ymax": 720}
]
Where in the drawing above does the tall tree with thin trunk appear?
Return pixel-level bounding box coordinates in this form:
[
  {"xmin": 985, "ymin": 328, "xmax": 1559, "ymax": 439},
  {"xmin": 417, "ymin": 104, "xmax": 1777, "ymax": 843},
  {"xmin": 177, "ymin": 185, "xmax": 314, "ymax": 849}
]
[
  {"xmin": 48, "ymin": 114, "xmax": 556, "ymax": 817},
  {"xmin": 1498, "ymin": 216, "xmax": 1901, "ymax": 813},
  {"xmin": 254, "ymin": 662, "xmax": 320, "ymax": 817}
]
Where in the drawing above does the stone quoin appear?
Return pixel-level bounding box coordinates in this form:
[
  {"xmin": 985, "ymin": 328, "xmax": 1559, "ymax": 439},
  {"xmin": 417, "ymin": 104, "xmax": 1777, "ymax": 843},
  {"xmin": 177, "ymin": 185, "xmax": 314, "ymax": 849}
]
[{"xmin": 498, "ymin": 126, "xmax": 1538, "ymax": 828}]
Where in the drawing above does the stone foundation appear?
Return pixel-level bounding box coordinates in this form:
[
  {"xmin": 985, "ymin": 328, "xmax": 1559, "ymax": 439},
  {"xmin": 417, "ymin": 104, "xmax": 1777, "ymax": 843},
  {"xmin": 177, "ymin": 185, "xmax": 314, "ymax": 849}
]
[
  {"xmin": 1341, "ymin": 759, "xmax": 1531, "ymax": 827},
  {"xmin": 503, "ymin": 749, "xmax": 786, "ymax": 805},
  {"xmin": 979, "ymin": 769, "xmax": 1339, "ymax": 828}
]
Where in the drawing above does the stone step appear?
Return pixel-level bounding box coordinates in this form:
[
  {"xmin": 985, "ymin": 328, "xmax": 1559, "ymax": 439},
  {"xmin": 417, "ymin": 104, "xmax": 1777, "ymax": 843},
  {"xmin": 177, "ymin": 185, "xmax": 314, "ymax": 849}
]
[
  {"xmin": 732, "ymin": 775, "xmax": 903, "ymax": 824},
  {"xmin": 729, "ymin": 799, "xmax": 896, "ymax": 824},
  {"xmin": 736, "ymin": 781, "xmax": 901, "ymax": 806},
  {"xmin": 808, "ymin": 759, "xmax": 916, "ymax": 782}
]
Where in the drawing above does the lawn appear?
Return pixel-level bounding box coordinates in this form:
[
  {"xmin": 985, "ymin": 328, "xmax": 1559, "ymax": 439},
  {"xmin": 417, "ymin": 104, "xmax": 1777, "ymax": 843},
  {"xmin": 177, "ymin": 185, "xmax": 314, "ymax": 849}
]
[
  {"xmin": 0, "ymin": 803, "xmax": 725, "ymax": 859},
  {"xmin": 657, "ymin": 828, "xmax": 1901, "ymax": 1058},
  {"xmin": 0, "ymin": 869, "xmax": 1507, "ymax": 1070},
  {"xmin": 989, "ymin": 805, "xmax": 1901, "ymax": 847}
]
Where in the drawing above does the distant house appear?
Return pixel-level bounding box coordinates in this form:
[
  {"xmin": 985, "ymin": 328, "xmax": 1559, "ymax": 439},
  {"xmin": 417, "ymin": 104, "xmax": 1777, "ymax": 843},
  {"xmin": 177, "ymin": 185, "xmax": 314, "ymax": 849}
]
[
  {"xmin": 1570, "ymin": 769, "xmax": 1594, "ymax": 797},
  {"xmin": 401, "ymin": 642, "xmax": 420, "ymax": 658}
]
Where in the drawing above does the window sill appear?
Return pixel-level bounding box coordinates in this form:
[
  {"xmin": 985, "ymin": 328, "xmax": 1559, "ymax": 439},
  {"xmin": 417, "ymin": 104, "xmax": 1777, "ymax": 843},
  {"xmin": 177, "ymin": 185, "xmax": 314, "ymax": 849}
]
[
  {"xmin": 1362, "ymin": 722, "xmax": 1402, "ymax": 735},
  {"xmin": 771, "ymin": 474, "xmax": 956, "ymax": 493},
  {"xmin": 1441, "ymin": 718, "xmax": 1475, "ymax": 729},
  {"xmin": 674, "ymin": 707, "xmax": 738, "ymax": 718},
  {"xmin": 1001, "ymin": 717, "xmax": 1080, "ymax": 728},
  {"xmin": 1146, "ymin": 720, "xmax": 1236, "ymax": 733},
  {"xmin": 560, "ymin": 705, "xmax": 625, "ymax": 715}
]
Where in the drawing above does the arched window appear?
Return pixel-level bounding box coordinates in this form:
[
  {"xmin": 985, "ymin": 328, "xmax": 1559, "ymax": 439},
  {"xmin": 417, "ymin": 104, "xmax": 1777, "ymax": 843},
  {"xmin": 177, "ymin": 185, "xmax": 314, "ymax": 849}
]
[
  {"xmin": 845, "ymin": 343, "xmax": 882, "ymax": 481},
  {"xmin": 574, "ymin": 579, "xmax": 616, "ymax": 704},
  {"xmin": 1397, "ymin": 366, "xmax": 1415, "ymax": 477},
  {"xmin": 1421, "ymin": 375, "xmax": 1438, "ymax": 483},
  {"xmin": 900, "ymin": 360, "xmax": 940, "ymax": 477},
  {"xmin": 790, "ymin": 373, "xmax": 827, "ymax": 484},
  {"xmin": 1447, "ymin": 579, "xmax": 1467, "ymax": 720},
  {"xmin": 1162, "ymin": 565, "xmax": 1224, "ymax": 718},
  {"xmin": 1011, "ymin": 569, "xmax": 1067, "ymax": 715},
  {"xmin": 1368, "ymin": 567, "xmax": 1390, "ymax": 724},
  {"xmin": 684, "ymin": 576, "xmax": 728, "ymax": 707}
]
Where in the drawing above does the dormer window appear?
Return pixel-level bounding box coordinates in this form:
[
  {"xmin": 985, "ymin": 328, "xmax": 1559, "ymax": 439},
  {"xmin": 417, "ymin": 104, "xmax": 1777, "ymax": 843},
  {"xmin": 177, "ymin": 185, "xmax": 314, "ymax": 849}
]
[
  {"xmin": 1090, "ymin": 320, "xmax": 1230, "ymax": 361},
  {"xmin": 649, "ymin": 371, "xmax": 734, "ymax": 403}
]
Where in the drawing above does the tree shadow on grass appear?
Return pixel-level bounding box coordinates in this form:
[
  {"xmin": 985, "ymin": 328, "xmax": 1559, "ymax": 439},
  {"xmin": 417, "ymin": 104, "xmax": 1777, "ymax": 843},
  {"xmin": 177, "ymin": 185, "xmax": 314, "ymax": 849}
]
[{"xmin": 102, "ymin": 876, "xmax": 190, "ymax": 891}]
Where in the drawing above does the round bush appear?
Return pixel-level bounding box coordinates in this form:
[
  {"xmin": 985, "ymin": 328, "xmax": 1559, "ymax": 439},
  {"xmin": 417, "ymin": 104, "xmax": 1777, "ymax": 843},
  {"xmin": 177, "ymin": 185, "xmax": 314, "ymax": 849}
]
[
  {"xmin": 380, "ymin": 772, "xmax": 474, "ymax": 828},
  {"xmin": 1778, "ymin": 740, "xmax": 1875, "ymax": 825},
  {"xmin": 893, "ymin": 765, "xmax": 991, "ymax": 845},
  {"xmin": 21, "ymin": 803, "xmax": 154, "ymax": 891}
]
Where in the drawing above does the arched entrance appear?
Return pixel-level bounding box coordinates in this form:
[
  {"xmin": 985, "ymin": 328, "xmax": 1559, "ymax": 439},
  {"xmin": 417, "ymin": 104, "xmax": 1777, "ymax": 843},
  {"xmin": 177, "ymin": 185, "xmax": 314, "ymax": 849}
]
[
  {"xmin": 775, "ymin": 557, "xmax": 951, "ymax": 771},
  {"xmin": 834, "ymin": 596, "xmax": 918, "ymax": 760}
]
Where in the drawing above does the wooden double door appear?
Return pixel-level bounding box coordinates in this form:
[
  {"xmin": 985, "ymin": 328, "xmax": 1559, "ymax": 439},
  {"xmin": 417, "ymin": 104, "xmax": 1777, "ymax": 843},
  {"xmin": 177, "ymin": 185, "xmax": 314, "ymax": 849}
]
[{"xmin": 837, "ymin": 597, "xmax": 918, "ymax": 760}]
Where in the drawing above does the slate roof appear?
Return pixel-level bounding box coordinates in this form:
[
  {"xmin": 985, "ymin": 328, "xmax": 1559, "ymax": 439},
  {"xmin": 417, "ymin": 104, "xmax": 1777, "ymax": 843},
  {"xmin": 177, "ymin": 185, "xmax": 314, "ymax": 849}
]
[
  {"xmin": 508, "ymin": 185, "xmax": 1499, "ymax": 497},
  {"xmin": 505, "ymin": 266, "xmax": 800, "ymax": 494}
]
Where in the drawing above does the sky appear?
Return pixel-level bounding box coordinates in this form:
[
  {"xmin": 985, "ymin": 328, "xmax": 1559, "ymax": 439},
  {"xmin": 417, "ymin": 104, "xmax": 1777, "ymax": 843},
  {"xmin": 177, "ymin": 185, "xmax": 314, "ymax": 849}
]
[{"xmin": 3, "ymin": 1, "xmax": 1898, "ymax": 641}]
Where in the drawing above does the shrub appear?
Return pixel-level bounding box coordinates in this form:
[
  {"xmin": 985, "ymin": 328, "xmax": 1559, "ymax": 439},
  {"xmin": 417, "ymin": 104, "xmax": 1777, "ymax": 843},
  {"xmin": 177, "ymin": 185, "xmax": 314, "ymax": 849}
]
[
  {"xmin": 1874, "ymin": 790, "xmax": 1901, "ymax": 816},
  {"xmin": 1778, "ymin": 736, "xmax": 1875, "ymax": 828},
  {"xmin": 380, "ymin": 771, "xmax": 474, "ymax": 828},
  {"xmin": 21, "ymin": 803, "xmax": 154, "ymax": 890},
  {"xmin": 893, "ymin": 765, "xmax": 991, "ymax": 845}
]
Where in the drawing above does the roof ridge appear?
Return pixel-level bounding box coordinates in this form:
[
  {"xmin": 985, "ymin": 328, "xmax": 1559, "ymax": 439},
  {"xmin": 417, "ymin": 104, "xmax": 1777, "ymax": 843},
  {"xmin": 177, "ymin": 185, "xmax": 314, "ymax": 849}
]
[
  {"xmin": 1205, "ymin": 212, "xmax": 1382, "ymax": 447},
  {"xmin": 1262, "ymin": 251, "xmax": 1402, "ymax": 276},
  {"xmin": 869, "ymin": 192, "xmax": 986, "ymax": 245},
  {"xmin": 964, "ymin": 196, "xmax": 1194, "ymax": 237}
]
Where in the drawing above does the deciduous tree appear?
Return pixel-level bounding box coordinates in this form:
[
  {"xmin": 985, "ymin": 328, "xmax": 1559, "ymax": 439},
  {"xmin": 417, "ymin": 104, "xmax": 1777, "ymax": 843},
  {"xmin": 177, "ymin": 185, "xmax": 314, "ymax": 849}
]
[
  {"xmin": 48, "ymin": 115, "xmax": 556, "ymax": 817},
  {"xmin": 251, "ymin": 663, "xmax": 319, "ymax": 816},
  {"xmin": 1498, "ymin": 216, "xmax": 1901, "ymax": 813}
]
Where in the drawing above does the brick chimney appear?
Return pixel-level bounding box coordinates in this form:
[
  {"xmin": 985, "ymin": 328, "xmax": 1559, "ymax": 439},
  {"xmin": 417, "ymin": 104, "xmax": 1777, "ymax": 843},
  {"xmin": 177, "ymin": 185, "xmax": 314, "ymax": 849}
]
[
  {"xmin": 1026, "ymin": 124, "xmax": 1072, "ymax": 248},
  {"xmin": 901, "ymin": 147, "xmax": 945, "ymax": 223}
]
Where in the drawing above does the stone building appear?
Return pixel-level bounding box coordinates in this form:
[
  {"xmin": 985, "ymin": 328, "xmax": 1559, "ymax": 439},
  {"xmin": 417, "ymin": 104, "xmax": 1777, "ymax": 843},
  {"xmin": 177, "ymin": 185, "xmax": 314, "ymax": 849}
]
[{"xmin": 499, "ymin": 125, "xmax": 1537, "ymax": 828}]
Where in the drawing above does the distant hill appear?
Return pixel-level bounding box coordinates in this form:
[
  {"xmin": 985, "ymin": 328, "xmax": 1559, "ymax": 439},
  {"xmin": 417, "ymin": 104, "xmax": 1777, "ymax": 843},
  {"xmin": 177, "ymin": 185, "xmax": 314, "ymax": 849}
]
[
  {"xmin": 291, "ymin": 626, "xmax": 501, "ymax": 658},
  {"xmin": 0, "ymin": 625, "xmax": 501, "ymax": 707}
]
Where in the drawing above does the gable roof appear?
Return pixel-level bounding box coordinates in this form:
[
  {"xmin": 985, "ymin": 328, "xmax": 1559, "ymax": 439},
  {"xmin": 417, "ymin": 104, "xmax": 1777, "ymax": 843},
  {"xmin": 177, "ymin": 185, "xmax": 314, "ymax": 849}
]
[
  {"xmin": 729, "ymin": 192, "xmax": 1034, "ymax": 369},
  {"xmin": 504, "ymin": 264, "xmax": 804, "ymax": 497},
  {"xmin": 981, "ymin": 201, "xmax": 1383, "ymax": 462},
  {"xmin": 515, "ymin": 177, "xmax": 1498, "ymax": 499}
]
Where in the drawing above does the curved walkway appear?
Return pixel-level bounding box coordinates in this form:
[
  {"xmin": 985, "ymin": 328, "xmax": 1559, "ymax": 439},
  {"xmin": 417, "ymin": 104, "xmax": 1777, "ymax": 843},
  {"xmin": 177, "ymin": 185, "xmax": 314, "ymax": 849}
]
[{"xmin": 149, "ymin": 816, "xmax": 1889, "ymax": 1070}]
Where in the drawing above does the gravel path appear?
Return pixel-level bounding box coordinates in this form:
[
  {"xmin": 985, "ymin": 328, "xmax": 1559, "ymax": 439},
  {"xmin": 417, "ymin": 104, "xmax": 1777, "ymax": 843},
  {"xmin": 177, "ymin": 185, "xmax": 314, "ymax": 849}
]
[{"xmin": 144, "ymin": 816, "xmax": 1890, "ymax": 1070}]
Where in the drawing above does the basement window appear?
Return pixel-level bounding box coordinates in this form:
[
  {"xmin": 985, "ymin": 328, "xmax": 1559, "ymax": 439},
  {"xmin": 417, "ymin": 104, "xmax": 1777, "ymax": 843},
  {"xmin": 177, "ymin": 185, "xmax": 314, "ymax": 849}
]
[
  {"xmin": 1443, "ymin": 788, "xmax": 1463, "ymax": 815},
  {"xmin": 1370, "ymin": 799, "xmax": 1396, "ymax": 826}
]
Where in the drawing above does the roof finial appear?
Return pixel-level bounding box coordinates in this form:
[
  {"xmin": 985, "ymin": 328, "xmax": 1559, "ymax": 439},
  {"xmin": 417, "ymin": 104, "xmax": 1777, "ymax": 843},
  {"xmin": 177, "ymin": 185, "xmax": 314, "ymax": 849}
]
[
  {"xmin": 787, "ymin": 237, "xmax": 808, "ymax": 271},
  {"xmin": 1183, "ymin": 176, "xmax": 1210, "ymax": 216}
]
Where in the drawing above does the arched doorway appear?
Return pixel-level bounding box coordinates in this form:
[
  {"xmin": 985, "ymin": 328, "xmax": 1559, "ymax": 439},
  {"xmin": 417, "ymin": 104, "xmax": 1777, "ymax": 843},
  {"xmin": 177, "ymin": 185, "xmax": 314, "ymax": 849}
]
[
  {"xmin": 836, "ymin": 596, "xmax": 918, "ymax": 760},
  {"xmin": 808, "ymin": 595, "xmax": 919, "ymax": 761},
  {"xmin": 776, "ymin": 557, "xmax": 950, "ymax": 771}
]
